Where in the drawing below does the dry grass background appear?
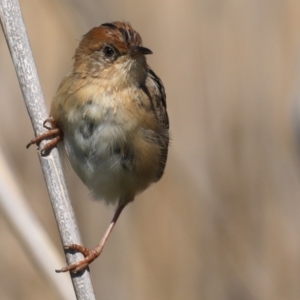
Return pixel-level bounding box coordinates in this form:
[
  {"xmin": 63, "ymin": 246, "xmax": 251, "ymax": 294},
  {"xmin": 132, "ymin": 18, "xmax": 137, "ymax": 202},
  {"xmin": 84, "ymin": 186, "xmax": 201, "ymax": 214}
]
[{"xmin": 1, "ymin": 0, "xmax": 300, "ymax": 299}]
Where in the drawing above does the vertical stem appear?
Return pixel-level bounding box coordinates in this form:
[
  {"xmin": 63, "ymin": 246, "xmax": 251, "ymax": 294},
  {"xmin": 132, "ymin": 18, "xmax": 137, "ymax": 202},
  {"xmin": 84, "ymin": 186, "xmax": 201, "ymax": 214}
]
[{"xmin": 0, "ymin": 1, "xmax": 95, "ymax": 299}]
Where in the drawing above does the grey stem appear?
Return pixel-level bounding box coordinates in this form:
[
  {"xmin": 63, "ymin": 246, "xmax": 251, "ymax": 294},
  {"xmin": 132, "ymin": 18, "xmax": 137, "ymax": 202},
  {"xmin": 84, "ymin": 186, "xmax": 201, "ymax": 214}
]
[{"xmin": 0, "ymin": 1, "xmax": 95, "ymax": 299}]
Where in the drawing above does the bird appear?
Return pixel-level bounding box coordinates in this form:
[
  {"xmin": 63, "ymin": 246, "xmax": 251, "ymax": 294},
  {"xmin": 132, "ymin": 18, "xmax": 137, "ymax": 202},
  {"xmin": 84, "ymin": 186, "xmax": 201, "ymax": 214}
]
[{"xmin": 26, "ymin": 21, "xmax": 169, "ymax": 273}]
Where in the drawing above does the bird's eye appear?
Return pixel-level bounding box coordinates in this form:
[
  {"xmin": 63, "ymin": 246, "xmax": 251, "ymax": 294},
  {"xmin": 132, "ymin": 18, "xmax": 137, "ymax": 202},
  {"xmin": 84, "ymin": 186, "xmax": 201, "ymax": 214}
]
[{"xmin": 103, "ymin": 46, "xmax": 115, "ymax": 57}]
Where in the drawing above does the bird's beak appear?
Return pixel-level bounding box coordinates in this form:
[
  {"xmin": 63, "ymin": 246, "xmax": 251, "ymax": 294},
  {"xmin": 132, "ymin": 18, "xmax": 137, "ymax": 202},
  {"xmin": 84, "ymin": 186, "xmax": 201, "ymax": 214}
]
[{"xmin": 130, "ymin": 46, "xmax": 153, "ymax": 56}]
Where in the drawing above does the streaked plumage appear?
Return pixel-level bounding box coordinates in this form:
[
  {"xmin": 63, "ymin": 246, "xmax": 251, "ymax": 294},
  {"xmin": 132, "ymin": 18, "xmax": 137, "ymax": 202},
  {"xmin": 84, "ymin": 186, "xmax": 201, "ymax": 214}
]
[
  {"xmin": 27, "ymin": 21, "xmax": 169, "ymax": 273},
  {"xmin": 51, "ymin": 21, "xmax": 169, "ymax": 205}
]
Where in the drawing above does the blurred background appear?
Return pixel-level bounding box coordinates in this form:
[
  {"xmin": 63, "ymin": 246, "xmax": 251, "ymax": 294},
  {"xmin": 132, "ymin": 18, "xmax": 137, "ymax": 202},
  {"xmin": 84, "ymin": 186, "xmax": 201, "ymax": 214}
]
[{"xmin": 1, "ymin": 0, "xmax": 300, "ymax": 299}]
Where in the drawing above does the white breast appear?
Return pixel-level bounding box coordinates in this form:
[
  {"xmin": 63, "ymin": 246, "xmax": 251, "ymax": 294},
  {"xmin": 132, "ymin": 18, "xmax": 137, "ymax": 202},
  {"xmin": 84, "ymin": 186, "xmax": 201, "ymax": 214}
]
[{"xmin": 59, "ymin": 82, "xmax": 160, "ymax": 204}]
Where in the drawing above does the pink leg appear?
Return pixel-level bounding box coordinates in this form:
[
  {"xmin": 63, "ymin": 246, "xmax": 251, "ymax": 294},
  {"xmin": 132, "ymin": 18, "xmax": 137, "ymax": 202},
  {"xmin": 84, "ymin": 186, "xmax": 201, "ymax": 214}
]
[
  {"xmin": 26, "ymin": 118, "xmax": 63, "ymax": 155},
  {"xmin": 56, "ymin": 202, "xmax": 127, "ymax": 273}
]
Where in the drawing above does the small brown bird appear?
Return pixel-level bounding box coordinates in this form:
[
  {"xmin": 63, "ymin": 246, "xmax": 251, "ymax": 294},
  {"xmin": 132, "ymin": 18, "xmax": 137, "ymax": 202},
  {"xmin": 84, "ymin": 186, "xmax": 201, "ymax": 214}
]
[{"xmin": 27, "ymin": 21, "xmax": 169, "ymax": 273}]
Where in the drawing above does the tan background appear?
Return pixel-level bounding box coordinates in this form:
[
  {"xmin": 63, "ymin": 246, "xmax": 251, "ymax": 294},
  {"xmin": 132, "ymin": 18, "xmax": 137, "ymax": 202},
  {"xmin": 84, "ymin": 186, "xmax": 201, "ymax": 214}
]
[{"xmin": 1, "ymin": 0, "xmax": 300, "ymax": 299}]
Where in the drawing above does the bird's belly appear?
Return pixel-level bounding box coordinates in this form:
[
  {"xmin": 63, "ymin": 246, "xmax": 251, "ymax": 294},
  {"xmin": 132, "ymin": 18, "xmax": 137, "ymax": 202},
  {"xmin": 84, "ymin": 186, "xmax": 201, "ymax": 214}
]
[{"xmin": 63, "ymin": 121, "xmax": 159, "ymax": 205}]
